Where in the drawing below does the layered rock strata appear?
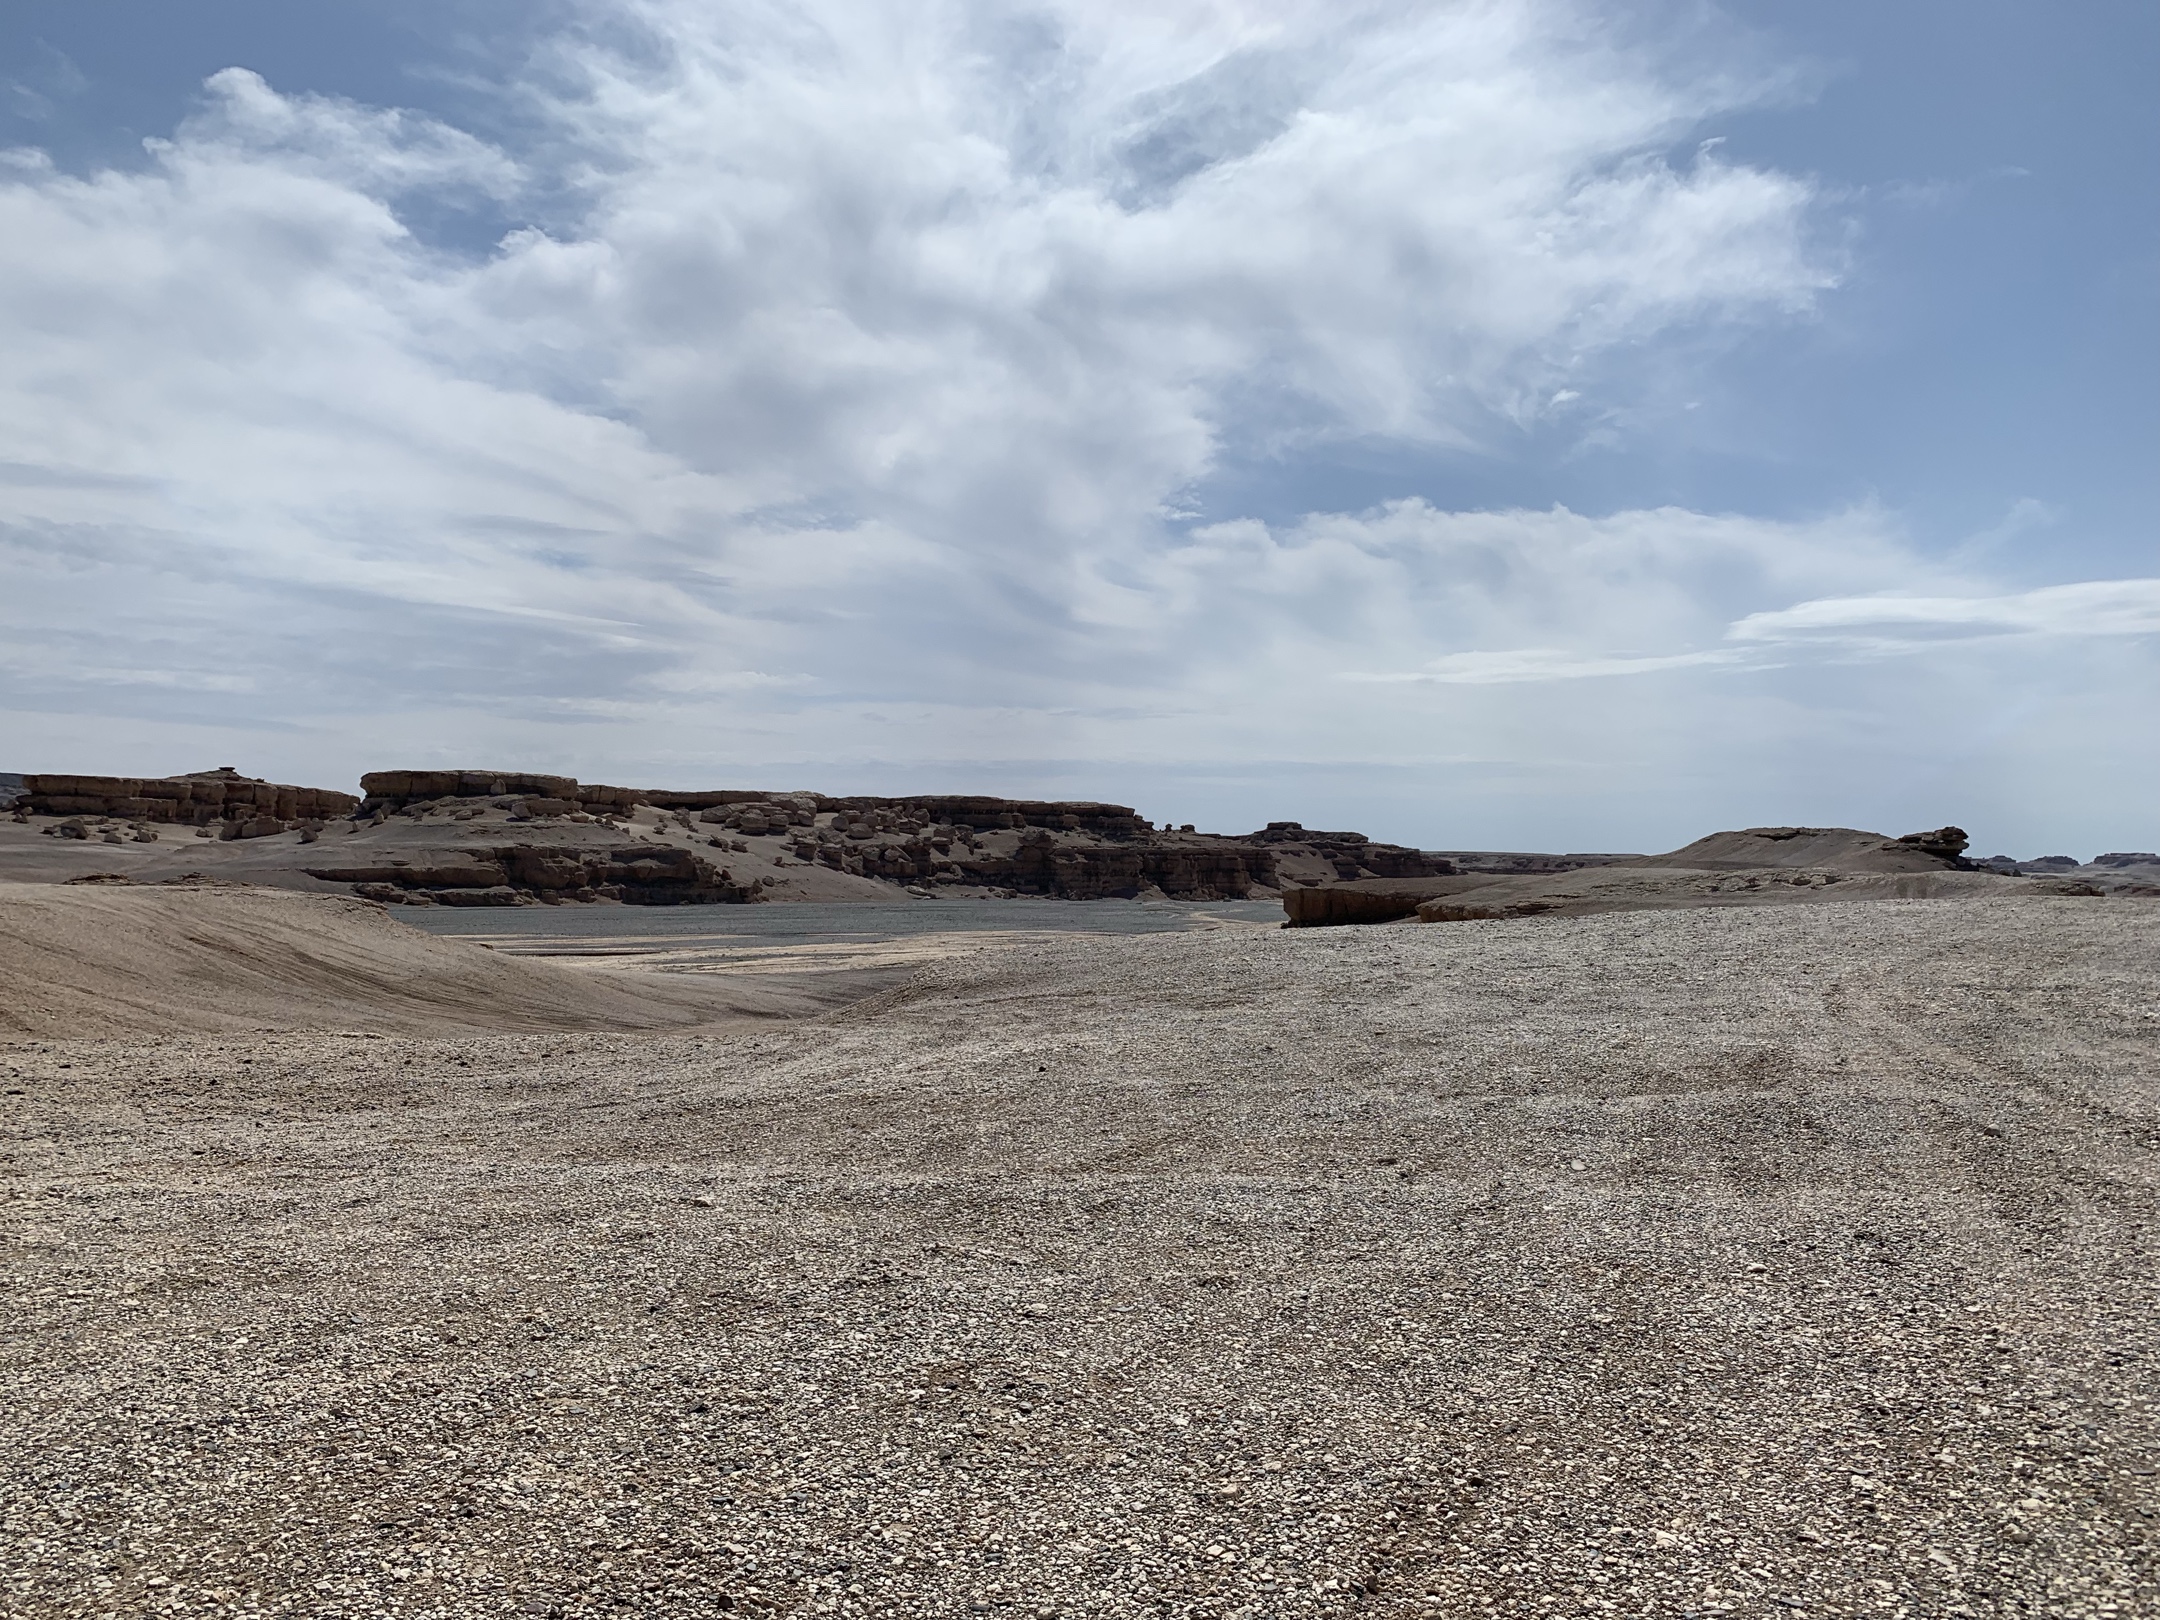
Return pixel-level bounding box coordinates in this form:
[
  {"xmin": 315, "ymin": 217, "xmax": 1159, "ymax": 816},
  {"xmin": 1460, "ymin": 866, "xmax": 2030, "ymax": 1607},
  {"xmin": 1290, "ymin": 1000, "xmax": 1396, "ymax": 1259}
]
[
  {"xmin": 788, "ymin": 826, "xmax": 1278, "ymax": 901},
  {"xmin": 13, "ymin": 768, "xmax": 359, "ymax": 837},
  {"xmin": 304, "ymin": 846, "xmax": 762, "ymax": 907},
  {"xmin": 1425, "ymin": 850, "xmax": 1641, "ymax": 875},
  {"xmin": 785, "ymin": 814, "xmax": 1444, "ymax": 899},
  {"xmin": 1245, "ymin": 821, "xmax": 1448, "ymax": 880},
  {"xmin": 344, "ymin": 773, "xmax": 1448, "ymax": 902},
  {"xmin": 359, "ymin": 773, "xmax": 1158, "ymax": 838},
  {"xmin": 357, "ymin": 771, "xmax": 649, "ymax": 817},
  {"xmin": 10, "ymin": 767, "xmax": 1447, "ymax": 906}
]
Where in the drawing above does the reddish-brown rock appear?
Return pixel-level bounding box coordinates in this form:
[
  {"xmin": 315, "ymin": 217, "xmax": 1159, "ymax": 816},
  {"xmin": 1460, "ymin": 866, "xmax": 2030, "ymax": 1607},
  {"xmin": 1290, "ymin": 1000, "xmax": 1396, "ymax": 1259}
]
[{"xmin": 16, "ymin": 767, "xmax": 358, "ymax": 831}]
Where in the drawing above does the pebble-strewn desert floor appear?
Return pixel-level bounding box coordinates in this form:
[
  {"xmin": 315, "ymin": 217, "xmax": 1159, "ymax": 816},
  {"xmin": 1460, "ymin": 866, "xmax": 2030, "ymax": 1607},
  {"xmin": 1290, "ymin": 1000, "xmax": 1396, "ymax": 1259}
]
[{"xmin": 3, "ymin": 894, "xmax": 2156, "ymax": 1619}]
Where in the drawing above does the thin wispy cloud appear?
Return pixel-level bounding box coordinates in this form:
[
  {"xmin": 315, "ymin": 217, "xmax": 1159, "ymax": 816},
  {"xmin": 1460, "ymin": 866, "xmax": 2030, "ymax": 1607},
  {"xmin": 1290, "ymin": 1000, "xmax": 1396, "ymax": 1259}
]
[
  {"xmin": 1730, "ymin": 579, "xmax": 2160, "ymax": 646},
  {"xmin": 1348, "ymin": 649, "xmax": 1743, "ymax": 686}
]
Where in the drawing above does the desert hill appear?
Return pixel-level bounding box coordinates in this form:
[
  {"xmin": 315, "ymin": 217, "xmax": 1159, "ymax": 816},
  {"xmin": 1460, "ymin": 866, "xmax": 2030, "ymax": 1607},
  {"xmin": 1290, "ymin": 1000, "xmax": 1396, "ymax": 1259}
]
[{"xmin": 1636, "ymin": 823, "xmax": 1972, "ymax": 873}]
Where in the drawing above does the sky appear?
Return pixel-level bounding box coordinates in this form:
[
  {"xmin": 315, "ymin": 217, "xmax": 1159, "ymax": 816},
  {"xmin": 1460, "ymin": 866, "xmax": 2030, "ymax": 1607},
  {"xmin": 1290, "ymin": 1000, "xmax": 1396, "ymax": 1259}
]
[{"xmin": 1, "ymin": 0, "xmax": 2153, "ymax": 856}]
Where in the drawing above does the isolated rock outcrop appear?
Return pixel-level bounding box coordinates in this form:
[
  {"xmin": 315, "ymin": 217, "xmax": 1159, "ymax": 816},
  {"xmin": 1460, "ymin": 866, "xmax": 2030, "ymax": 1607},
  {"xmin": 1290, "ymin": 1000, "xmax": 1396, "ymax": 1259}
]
[
  {"xmin": 1895, "ymin": 825, "xmax": 1971, "ymax": 862},
  {"xmin": 1282, "ymin": 875, "xmax": 1474, "ymax": 927}
]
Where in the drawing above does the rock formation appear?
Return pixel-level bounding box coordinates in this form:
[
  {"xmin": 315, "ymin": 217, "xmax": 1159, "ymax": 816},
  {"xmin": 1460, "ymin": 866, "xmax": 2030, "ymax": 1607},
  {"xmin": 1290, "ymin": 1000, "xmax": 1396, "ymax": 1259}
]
[
  {"xmin": 9, "ymin": 765, "xmax": 1450, "ymax": 907},
  {"xmin": 1423, "ymin": 850, "xmax": 1640, "ymax": 876},
  {"xmin": 356, "ymin": 771, "xmax": 647, "ymax": 817},
  {"xmin": 334, "ymin": 773, "xmax": 1449, "ymax": 903},
  {"xmin": 1285, "ymin": 822, "xmax": 2003, "ymax": 927},
  {"xmin": 1244, "ymin": 822, "xmax": 1447, "ymax": 880},
  {"xmin": 1281, "ymin": 875, "xmax": 1474, "ymax": 927},
  {"xmin": 1895, "ymin": 825, "xmax": 1970, "ymax": 862},
  {"xmin": 13, "ymin": 767, "xmax": 359, "ymax": 837},
  {"xmin": 304, "ymin": 846, "xmax": 763, "ymax": 907}
]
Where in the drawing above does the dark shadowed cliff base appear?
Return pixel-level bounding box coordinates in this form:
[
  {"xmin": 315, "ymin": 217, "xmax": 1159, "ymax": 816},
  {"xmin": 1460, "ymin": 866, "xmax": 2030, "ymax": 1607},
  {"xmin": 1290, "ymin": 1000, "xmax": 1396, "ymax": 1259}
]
[{"xmin": 3, "ymin": 887, "xmax": 2155, "ymax": 1617}]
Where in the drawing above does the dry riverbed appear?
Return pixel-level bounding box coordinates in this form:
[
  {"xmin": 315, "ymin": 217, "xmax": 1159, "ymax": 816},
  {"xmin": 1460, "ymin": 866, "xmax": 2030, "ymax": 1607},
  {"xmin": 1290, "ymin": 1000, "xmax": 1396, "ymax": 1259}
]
[{"xmin": 3, "ymin": 894, "xmax": 2156, "ymax": 1618}]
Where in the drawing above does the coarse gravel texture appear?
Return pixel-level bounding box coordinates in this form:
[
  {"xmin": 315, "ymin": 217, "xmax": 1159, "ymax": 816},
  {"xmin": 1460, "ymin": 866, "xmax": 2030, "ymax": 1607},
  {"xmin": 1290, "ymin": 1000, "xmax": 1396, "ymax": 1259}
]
[{"xmin": 3, "ymin": 893, "xmax": 2157, "ymax": 1619}]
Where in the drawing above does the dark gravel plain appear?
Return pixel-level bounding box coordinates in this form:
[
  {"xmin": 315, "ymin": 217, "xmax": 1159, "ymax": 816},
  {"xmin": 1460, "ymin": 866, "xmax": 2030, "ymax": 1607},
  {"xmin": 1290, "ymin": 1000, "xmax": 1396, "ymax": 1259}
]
[{"xmin": 3, "ymin": 894, "xmax": 2156, "ymax": 1619}]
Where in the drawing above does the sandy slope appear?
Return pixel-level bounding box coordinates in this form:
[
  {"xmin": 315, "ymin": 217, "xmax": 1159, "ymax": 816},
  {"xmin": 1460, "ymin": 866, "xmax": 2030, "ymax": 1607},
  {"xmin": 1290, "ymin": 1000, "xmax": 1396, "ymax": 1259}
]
[
  {"xmin": 2, "ymin": 892, "xmax": 2155, "ymax": 1618},
  {"xmin": 1284, "ymin": 866, "xmax": 2023, "ymax": 926},
  {"xmin": 0, "ymin": 884, "xmax": 895, "ymax": 1038}
]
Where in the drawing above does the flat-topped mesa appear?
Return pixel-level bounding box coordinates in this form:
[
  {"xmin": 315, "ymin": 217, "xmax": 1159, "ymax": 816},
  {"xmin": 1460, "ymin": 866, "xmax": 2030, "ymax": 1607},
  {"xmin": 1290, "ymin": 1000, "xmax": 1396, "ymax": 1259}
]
[
  {"xmin": 359, "ymin": 770, "xmax": 593, "ymax": 816},
  {"xmin": 698, "ymin": 793, "xmax": 1153, "ymax": 838},
  {"xmin": 837, "ymin": 796, "xmax": 1153, "ymax": 839},
  {"xmin": 361, "ymin": 772, "xmax": 1122, "ymax": 825},
  {"xmin": 357, "ymin": 772, "xmax": 1156, "ymax": 837},
  {"xmin": 16, "ymin": 767, "xmax": 359, "ymax": 836},
  {"xmin": 357, "ymin": 771, "xmax": 725, "ymax": 818}
]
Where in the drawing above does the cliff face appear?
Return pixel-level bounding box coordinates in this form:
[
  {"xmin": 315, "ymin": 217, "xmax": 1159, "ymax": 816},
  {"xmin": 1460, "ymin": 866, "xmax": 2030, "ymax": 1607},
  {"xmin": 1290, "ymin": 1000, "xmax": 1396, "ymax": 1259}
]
[
  {"xmin": 304, "ymin": 845, "xmax": 762, "ymax": 907},
  {"xmin": 1244, "ymin": 821, "xmax": 1442, "ymax": 880},
  {"xmin": 9, "ymin": 766, "xmax": 1448, "ymax": 906},
  {"xmin": 788, "ymin": 825, "xmax": 1278, "ymax": 901},
  {"xmin": 358, "ymin": 771, "xmax": 648, "ymax": 815},
  {"xmin": 15, "ymin": 768, "xmax": 359, "ymax": 836},
  {"xmin": 333, "ymin": 775, "xmax": 1454, "ymax": 903},
  {"xmin": 359, "ymin": 775, "xmax": 1160, "ymax": 840}
]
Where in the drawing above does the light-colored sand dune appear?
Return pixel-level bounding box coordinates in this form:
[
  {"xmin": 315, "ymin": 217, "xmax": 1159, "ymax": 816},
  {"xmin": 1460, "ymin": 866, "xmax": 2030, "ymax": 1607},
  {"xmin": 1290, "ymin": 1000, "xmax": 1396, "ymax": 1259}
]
[{"xmin": 0, "ymin": 883, "xmax": 894, "ymax": 1038}]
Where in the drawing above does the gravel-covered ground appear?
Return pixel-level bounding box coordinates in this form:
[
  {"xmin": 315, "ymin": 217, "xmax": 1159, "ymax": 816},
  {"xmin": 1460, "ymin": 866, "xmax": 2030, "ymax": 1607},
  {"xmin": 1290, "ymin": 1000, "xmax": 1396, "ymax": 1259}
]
[{"xmin": 3, "ymin": 894, "xmax": 2156, "ymax": 1618}]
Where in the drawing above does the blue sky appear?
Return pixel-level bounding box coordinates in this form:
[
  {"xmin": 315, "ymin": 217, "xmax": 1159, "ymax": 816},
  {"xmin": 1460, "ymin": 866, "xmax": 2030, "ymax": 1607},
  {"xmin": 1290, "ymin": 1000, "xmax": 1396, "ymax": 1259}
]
[{"xmin": 1, "ymin": 1, "xmax": 2152, "ymax": 854}]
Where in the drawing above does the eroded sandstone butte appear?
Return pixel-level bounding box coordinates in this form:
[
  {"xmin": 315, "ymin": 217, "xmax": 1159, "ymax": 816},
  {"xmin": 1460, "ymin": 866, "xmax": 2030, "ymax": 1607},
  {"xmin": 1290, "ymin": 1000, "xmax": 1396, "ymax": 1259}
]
[{"xmin": 15, "ymin": 767, "xmax": 359, "ymax": 838}]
